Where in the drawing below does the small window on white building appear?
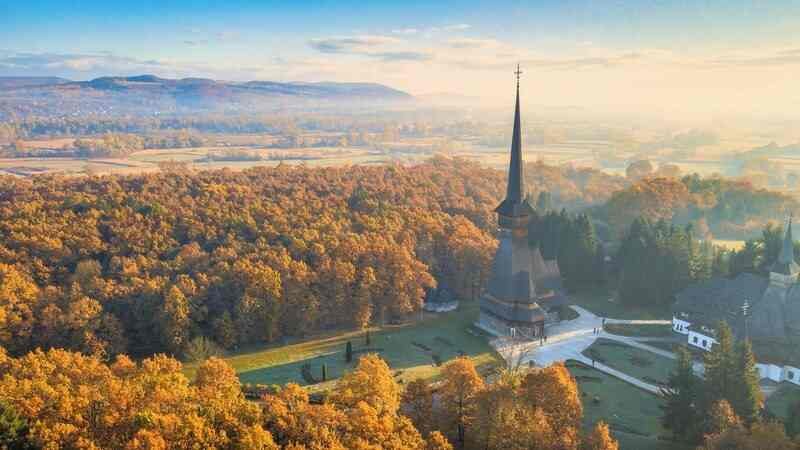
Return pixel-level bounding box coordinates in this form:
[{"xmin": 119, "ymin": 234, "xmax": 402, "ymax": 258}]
[
  {"xmin": 702, "ymin": 339, "xmax": 707, "ymax": 347},
  {"xmin": 693, "ymin": 336, "xmax": 698, "ymax": 344},
  {"xmin": 790, "ymin": 371, "xmax": 795, "ymax": 380}
]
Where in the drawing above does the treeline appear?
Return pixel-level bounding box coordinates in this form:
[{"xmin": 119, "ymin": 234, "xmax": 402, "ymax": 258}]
[
  {"xmin": 726, "ymin": 223, "xmax": 800, "ymax": 277},
  {"xmin": 0, "ymin": 348, "xmax": 618, "ymax": 450},
  {"xmin": 659, "ymin": 324, "xmax": 797, "ymax": 450},
  {"xmin": 601, "ymin": 174, "xmax": 799, "ymax": 239},
  {"xmin": 0, "ymin": 114, "xmax": 445, "ymax": 141},
  {"xmin": 2, "ymin": 131, "xmax": 207, "ymax": 158},
  {"xmin": 0, "ymin": 158, "xmax": 503, "ymax": 359},
  {"xmin": 73, "ymin": 131, "xmax": 207, "ymax": 157},
  {"xmin": 529, "ymin": 207, "xmax": 606, "ymax": 289},
  {"xmin": 616, "ymin": 218, "xmax": 714, "ymax": 308},
  {"xmin": 611, "ymin": 216, "xmax": 798, "ymax": 312}
]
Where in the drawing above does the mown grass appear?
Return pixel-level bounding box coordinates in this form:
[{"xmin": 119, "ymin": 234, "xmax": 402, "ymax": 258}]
[
  {"xmin": 605, "ymin": 323, "xmax": 674, "ymax": 338},
  {"xmin": 565, "ymin": 360, "xmax": 685, "ymax": 450},
  {"xmin": 569, "ymin": 288, "xmax": 671, "ymax": 320},
  {"xmin": 766, "ymin": 382, "xmax": 800, "ymax": 420},
  {"xmin": 582, "ymin": 338, "xmax": 675, "ymax": 387},
  {"xmin": 185, "ymin": 301, "xmax": 503, "ymax": 390}
]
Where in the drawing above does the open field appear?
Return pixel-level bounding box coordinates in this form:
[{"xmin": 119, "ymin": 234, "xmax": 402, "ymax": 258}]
[
  {"xmin": 713, "ymin": 239, "xmax": 746, "ymax": 251},
  {"xmin": 565, "ymin": 360, "xmax": 684, "ymax": 450},
  {"xmin": 185, "ymin": 301, "xmax": 503, "ymax": 390},
  {"xmin": 570, "ymin": 288, "xmax": 672, "ymax": 320},
  {"xmin": 582, "ymin": 338, "xmax": 675, "ymax": 387}
]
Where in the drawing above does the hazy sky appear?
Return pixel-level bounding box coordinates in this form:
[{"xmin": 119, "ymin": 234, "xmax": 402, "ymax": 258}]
[{"xmin": 2, "ymin": 0, "xmax": 799, "ymax": 117}]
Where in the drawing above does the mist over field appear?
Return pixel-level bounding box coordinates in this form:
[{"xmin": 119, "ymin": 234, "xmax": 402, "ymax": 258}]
[{"xmin": 2, "ymin": 2, "xmax": 800, "ymax": 450}]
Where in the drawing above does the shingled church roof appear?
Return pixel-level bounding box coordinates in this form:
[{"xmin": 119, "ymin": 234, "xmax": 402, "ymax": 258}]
[{"xmin": 673, "ymin": 273, "xmax": 769, "ymax": 336}]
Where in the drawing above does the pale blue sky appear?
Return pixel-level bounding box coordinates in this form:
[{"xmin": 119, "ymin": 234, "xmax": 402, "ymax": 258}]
[{"xmin": 1, "ymin": 1, "xmax": 799, "ymax": 115}]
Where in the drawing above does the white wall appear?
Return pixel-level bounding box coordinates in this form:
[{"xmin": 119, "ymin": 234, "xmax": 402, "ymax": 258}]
[
  {"xmin": 785, "ymin": 366, "xmax": 800, "ymax": 385},
  {"xmin": 676, "ymin": 322, "xmax": 800, "ymax": 385},
  {"xmin": 672, "ymin": 317, "xmax": 690, "ymax": 335},
  {"xmin": 688, "ymin": 330, "xmax": 716, "ymax": 351}
]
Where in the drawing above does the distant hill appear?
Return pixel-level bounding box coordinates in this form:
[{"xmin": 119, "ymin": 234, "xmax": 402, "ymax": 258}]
[
  {"xmin": 733, "ymin": 141, "xmax": 800, "ymax": 161},
  {"xmin": 0, "ymin": 76, "xmax": 71, "ymax": 89},
  {"xmin": 0, "ymin": 74, "xmax": 414, "ymax": 118}
]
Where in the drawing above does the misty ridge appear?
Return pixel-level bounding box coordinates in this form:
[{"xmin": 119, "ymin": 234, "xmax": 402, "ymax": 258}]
[{"xmin": 0, "ymin": 74, "xmax": 414, "ymax": 119}]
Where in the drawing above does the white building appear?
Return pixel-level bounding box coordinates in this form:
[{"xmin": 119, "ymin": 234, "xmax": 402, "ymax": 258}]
[{"xmin": 671, "ymin": 217, "xmax": 799, "ymax": 383}]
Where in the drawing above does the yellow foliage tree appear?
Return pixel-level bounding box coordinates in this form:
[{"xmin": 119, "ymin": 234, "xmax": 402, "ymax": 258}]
[{"xmin": 439, "ymin": 357, "xmax": 485, "ymax": 447}]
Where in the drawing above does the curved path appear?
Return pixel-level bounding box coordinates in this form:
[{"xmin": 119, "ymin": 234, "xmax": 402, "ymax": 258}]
[{"xmin": 491, "ymin": 305, "xmax": 702, "ymax": 394}]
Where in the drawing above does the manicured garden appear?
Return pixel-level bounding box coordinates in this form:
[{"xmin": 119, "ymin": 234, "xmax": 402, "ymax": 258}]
[
  {"xmin": 185, "ymin": 301, "xmax": 503, "ymax": 390},
  {"xmin": 582, "ymin": 338, "xmax": 676, "ymax": 387},
  {"xmin": 566, "ymin": 360, "xmax": 688, "ymax": 450}
]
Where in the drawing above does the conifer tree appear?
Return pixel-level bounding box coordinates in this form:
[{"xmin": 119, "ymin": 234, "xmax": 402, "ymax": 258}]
[
  {"xmin": 730, "ymin": 339, "xmax": 763, "ymax": 424},
  {"xmin": 536, "ymin": 191, "xmax": 553, "ymax": 213},
  {"xmin": 573, "ymin": 214, "xmax": 599, "ymax": 286},
  {"xmin": 660, "ymin": 345, "xmax": 700, "ymax": 443},
  {"xmin": 729, "ymin": 240, "xmax": 760, "ymax": 276},
  {"xmin": 712, "ymin": 248, "xmax": 729, "ymax": 278},
  {"xmin": 704, "ymin": 321, "xmax": 735, "ymax": 407}
]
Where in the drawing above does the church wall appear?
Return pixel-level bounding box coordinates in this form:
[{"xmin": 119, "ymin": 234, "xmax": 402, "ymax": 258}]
[
  {"xmin": 754, "ymin": 364, "xmax": 800, "ymax": 384},
  {"xmin": 688, "ymin": 330, "xmax": 716, "ymax": 351},
  {"xmin": 672, "ymin": 317, "xmax": 690, "ymax": 335},
  {"xmin": 784, "ymin": 366, "xmax": 800, "ymax": 385}
]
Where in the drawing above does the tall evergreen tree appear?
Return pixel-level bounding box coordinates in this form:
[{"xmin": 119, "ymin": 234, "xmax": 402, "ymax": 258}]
[
  {"xmin": 536, "ymin": 191, "xmax": 553, "ymax": 213},
  {"xmin": 730, "ymin": 339, "xmax": 763, "ymax": 424},
  {"xmin": 660, "ymin": 345, "xmax": 700, "ymax": 443},
  {"xmin": 760, "ymin": 224, "xmax": 785, "ymax": 272},
  {"xmin": 618, "ymin": 218, "xmax": 652, "ymax": 306},
  {"xmin": 703, "ymin": 321, "xmax": 735, "ymax": 407},
  {"xmin": 711, "ymin": 247, "xmax": 730, "ymax": 278},
  {"xmin": 729, "ymin": 240, "xmax": 760, "ymax": 276},
  {"xmin": 573, "ymin": 214, "xmax": 599, "ymax": 286}
]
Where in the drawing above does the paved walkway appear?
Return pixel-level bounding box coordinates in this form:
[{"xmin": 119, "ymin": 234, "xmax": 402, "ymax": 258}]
[{"xmin": 491, "ymin": 305, "xmax": 704, "ymax": 393}]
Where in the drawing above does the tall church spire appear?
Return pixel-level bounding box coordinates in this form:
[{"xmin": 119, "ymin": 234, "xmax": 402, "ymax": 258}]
[
  {"xmin": 495, "ymin": 64, "xmax": 534, "ymax": 220},
  {"xmin": 773, "ymin": 214, "xmax": 799, "ymax": 276},
  {"xmin": 506, "ymin": 64, "xmax": 524, "ymax": 204}
]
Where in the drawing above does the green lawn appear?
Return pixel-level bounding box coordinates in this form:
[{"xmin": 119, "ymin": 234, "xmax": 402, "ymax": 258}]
[
  {"xmin": 185, "ymin": 301, "xmax": 503, "ymax": 390},
  {"xmin": 565, "ymin": 361, "xmax": 685, "ymax": 450},
  {"xmin": 582, "ymin": 338, "xmax": 676, "ymax": 387},
  {"xmin": 766, "ymin": 382, "xmax": 800, "ymax": 420},
  {"xmin": 605, "ymin": 323, "xmax": 674, "ymax": 338},
  {"xmin": 569, "ymin": 288, "xmax": 671, "ymax": 320}
]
